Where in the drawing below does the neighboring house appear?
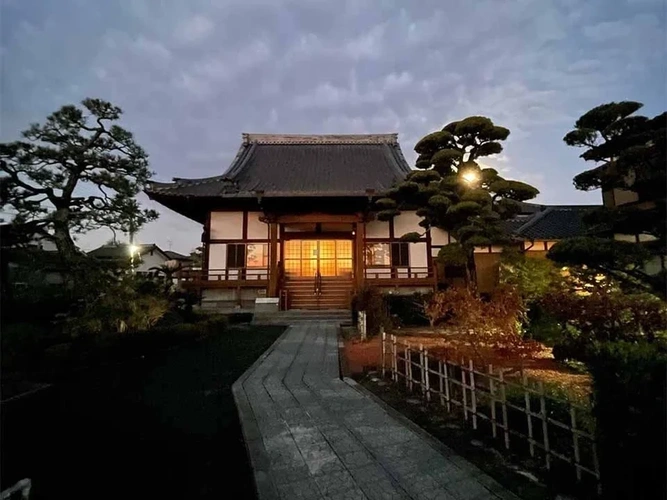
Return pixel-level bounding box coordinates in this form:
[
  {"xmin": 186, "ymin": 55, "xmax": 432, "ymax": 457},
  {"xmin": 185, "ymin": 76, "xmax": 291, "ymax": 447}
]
[
  {"xmin": 599, "ymin": 173, "xmax": 666, "ymax": 276},
  {"xmin": 1, "ymin": 224, "xmax": 67, "ymax": 295},
  {"xmin": 474, "ymin": 204, "xmax": 599, "ymax": 292},
  {"xmin": 87, "ymin": 243, "xmax": 189, "ymax": 276},
  {"xmin": 146, "ymin": 133, "xmax": 596, "ymax": 310},
  {"xmin": 164, "ymin": 250, "xmax": 194, "ymax": 269}
]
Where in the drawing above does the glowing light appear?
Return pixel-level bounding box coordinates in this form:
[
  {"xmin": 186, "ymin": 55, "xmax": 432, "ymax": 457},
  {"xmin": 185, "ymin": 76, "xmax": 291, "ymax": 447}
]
[
  {"xmin": 128, "ymin": 244, "xmax": 140, "ymax": 256},
  {"xmin": 461, "ymin": 171, "xmax": 479, "ymax": 184}
]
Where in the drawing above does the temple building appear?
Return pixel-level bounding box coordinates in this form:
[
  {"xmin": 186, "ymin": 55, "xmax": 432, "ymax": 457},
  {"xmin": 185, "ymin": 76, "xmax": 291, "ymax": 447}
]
[{"xmin": 146, "ymin": 133, "xmax": 596, "ymax": 310}]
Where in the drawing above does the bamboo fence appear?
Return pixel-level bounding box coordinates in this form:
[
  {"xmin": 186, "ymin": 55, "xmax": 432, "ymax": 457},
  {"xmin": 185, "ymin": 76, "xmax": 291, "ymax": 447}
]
[{"xmin": 381, "ymin": 332, "xmax": 601, "ymax": 489}]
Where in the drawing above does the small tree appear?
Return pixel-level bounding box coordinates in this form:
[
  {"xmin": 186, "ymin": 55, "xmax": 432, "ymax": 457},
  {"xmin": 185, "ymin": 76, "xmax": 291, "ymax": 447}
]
[
  {"xmin": 549, "ymin": 101, "xmax": 666, "ymax": 297},
  {"xmin": 378, "ymin": 117, "xmax": 539, "ymax": 286},
  {"xmin": 0, "ymin": 98, "xmax": 158, "ymax": 259}
]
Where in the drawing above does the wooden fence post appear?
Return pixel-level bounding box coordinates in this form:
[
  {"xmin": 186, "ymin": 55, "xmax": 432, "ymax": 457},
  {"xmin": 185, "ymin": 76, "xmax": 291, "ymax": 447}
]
[
  {"xmin": 488, "ymin": 364, "xmax": 497, "ymax": 439},
  {"xmin": 406, "ymin": 345, "xmax": 413, "ymax": 392},
  {"xmin": 571, "ymin": 405, "xmax": 582, "ymax": 481},
  {"xmin": 499, "ymin": 370, "xmax": 510, "ymax": 450},
  {"xmin": 444, "ymin": 359, "xmax": 451, "ymax": 412},
  {"xmin": 392, "ymin": 335, "xmax": 398, "ymax": 382},
  {"xmin": 469, "ymin": 359, "xmax": 477, "ymax": 430},
  {"xmin": 381, "ymin": 331, "xmax": 386, "ymax": 378},
  {"xmin": 438, "ymin": 359, "xmax": 444, "ymax": 407},
  {"xmin": 524, "ymin": 373, "xmax": 535, "ymax": 457},
  {"xmin": 424, "ymin": 347, "xmax": 431, "ymax": 402},
  {"xmin": 461, "ymin": 358, "xmax": 468, "ymax": 421},
  {"xmin": 419, "ymin": 344, "xmax": 425, "ymax": 397},
  {"xmin": 538, "ymin": 381, "xmax": 551, "ymax": 470}
]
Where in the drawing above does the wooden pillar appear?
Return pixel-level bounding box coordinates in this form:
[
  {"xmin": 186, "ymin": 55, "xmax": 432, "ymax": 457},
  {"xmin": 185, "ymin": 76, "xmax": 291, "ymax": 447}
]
[
  {"xmin": 268, "ymin": 222, "xmax": 279, "ymax": 296},
  {"xmin": 354, "ymin": 221, "xmax": 365, "ymax": 291}
]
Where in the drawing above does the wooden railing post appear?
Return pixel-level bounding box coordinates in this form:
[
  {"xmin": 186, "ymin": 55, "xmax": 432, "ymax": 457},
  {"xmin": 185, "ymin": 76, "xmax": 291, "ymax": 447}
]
[
  {"xmin": 381, "ymin": 331, "xmax": 386, "ymax": 378},
  {"xmin": 571, "ymin": 405, "xmax": 582, "ymax": 481},
  {"xmin": 499, "ymin": 370, "xmax": 510, "ymax": 450},
  {"xmin": 461, "ymin": 358, "xmax": 468, "ymax": 421},
  {"xmin": 469, "ymin": 359, "xmax": 477, "ymax": 430},
  {"xmin": 423, "ymin": 346, "xmax": 431, "ymax": 402},
  {"xmin": 538, "ymin": 381, "xmax": 551, "ymax": 471},
  {"xmin": 392, "ymin": 335, "xmax": 398, "ymax": 382},
  {"xmin": 524, "ymin": 373, "xmax": 535, "ymax": 457},
  {"xmin": 489, "ymin": 364, "xmax": 497, "ymax": 439},
  {"xmin": 406, "ymin": 345, "xmax": 413, "ymax": 392}
]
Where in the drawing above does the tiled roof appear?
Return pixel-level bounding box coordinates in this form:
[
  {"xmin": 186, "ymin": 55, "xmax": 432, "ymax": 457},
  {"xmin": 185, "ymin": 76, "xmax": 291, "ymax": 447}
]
[
  {"xmin": 88, "ymin": 243, "xmax": 167, "ymax": 260},
  {"xmin": 164, "ymin": 250, "xmax": 191, "ymax": 260},
  {"xmin": 509, "ymin": 205, "xmax": 598, "ymax": 240},
  {"xmin": 146, "ymin": 133, "xmax": 412, "ymax": 199}
]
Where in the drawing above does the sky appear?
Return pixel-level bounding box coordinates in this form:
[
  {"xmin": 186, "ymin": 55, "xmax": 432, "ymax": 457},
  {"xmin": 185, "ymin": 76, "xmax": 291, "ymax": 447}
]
[{"xmin": 2, "ymin": 0, "xmax": 666, "ymax": 254}]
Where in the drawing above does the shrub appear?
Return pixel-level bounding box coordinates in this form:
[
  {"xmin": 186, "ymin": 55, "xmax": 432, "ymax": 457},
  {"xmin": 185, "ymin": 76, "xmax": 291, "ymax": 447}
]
[
  {"xmin": 351, "ymin": 286, "xmax": 389, "ymax": 336},
  {"xmin": 588, "ymin": 342, "xmax": 667, "ymax": 499},
  {"xmin": 64, "ymin": 277, "xmax": 169, "ymax": 336},
  {"xmin": 205, "ymin": 316, "xmax": 229, "ymax": 333},
  {"xmin": 385, "ymin": 293, "xmax": 430, "ymax": 327},
  {"xmin": 1, "ymin": 322, "xmax": 50, "ymax": 370},
  {"xmin": 543, "ymin": 290, "xmax": 667, "ymax": 361},
  {"xmin": 424, "ymin": 285, "xmax": 538, "ymax": 362}
]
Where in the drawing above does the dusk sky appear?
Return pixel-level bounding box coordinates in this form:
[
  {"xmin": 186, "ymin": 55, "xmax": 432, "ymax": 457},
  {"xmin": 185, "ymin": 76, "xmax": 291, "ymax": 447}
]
[{"xmin": 2, "ymin": 0, "xmax": 665, "ymax": 253}]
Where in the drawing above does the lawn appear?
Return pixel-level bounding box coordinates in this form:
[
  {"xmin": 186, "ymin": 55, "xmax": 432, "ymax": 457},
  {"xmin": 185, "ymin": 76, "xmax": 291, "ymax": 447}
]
[{"xmin": 0, "ymin": 324, "xmax": 285, "ymax": 499}]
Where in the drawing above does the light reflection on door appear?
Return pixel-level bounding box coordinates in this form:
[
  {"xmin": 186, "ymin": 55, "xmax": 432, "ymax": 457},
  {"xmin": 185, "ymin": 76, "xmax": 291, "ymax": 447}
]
[{"xmin": 284, "ymin": 240, "xmax": 352, "ymax": 277}]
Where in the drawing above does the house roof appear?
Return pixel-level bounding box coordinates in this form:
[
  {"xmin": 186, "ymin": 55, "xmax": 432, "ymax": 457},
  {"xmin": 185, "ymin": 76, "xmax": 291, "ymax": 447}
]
[
  {"xmin": 88, "ymin": 243, "xmax": 170, "ymax": 260},
  {"xmin": 164, "ymin": 250, "xmax": 191, "ymax": 261},
  {"xmin": 508, "ymin": 205, "xmax": 598, "ymax": 240},
  {"xmin": 145, "ymin": 133, "xmax": 412, "ymax": 201}
]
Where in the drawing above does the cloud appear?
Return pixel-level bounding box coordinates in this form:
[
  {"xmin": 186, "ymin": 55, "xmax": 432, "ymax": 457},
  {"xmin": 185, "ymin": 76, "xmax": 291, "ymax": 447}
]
[
  {"xmin": 2, "ymin": 0, "xmax": 662, "ymax": 249},
  {"xmin": 174, "ymin": 15, "xmax": 214, "ymax": 44}
]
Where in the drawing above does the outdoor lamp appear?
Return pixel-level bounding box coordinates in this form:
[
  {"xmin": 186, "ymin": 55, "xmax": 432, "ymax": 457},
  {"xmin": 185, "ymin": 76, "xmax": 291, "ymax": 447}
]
[{"xmin": 461, "ymin": 170, "xmax": 479, "ymax": 185}]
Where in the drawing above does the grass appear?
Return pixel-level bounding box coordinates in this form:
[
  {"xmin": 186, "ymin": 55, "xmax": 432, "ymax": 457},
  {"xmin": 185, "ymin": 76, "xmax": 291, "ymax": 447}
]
[{"xmin": 0, "ymin": 324, "xmax": 285, "ymax": 500}]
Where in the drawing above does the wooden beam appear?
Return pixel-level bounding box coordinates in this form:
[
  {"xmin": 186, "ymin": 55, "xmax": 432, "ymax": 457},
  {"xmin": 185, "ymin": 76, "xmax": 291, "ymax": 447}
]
[
  {"xmin": 274, "ymin": 213, "xmax": 362, "ymax": 224},
  {"xmin": 268, "ymin": 222, "xmax": 279, "ymax": 296},
  {"xmin": 354, "ymin": 221, "xmax": 366, "ymax": 291}
]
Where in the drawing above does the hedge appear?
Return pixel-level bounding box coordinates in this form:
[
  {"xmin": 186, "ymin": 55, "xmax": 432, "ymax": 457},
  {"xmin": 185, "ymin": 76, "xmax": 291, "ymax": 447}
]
[{"xmin": 588, "ymin": 342, "xmax": 667, "ymax": 499}]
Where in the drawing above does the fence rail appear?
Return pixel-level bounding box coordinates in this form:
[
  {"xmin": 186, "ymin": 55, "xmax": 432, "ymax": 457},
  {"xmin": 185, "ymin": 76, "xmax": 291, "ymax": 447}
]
[{"xmin": 381, "ymin": 333, "xmax": 600, "ymax": 489}]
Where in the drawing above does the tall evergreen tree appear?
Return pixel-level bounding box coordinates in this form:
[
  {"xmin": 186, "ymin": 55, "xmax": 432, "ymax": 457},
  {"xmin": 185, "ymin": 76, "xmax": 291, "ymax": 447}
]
[
  {"xmin": 548, "ymin": 101, "xmax": 666, "ymax": 296},
  {"xmin": 377, "ymin": 116, "xmax": 539, "ymax": 286},
  {"xmin": 0, "ymin": 98, "xmax": 158, "ymax": 259}
]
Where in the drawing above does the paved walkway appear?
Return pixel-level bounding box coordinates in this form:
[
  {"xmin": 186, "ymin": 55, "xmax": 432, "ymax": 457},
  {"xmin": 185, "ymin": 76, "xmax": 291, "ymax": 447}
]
[{"xmin": 233, "ymin": 322, "xmax": 517, "ymax": 500}]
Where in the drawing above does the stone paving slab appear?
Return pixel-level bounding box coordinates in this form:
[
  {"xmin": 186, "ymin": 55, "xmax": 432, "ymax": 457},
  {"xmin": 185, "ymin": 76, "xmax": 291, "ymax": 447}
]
[{"xmin": 233, "ymin": 322, "xmax": 519, "ymax": 500}]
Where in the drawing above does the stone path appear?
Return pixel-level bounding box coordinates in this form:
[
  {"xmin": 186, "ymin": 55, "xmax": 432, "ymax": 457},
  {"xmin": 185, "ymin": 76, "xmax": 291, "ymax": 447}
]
[{"xmin": 233, "ymin": 322, "xmax": 518, "ymax": 500}]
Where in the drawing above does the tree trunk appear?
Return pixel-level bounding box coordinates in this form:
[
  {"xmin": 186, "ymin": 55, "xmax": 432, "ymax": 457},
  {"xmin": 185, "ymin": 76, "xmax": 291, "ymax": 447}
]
[
  {"xmin": 52, "ymin": 209, "xmax": 78, "ymax": 259},
  {"xmin": 466, "ymin": 251, "xmax": 478, "ymax": 290}
]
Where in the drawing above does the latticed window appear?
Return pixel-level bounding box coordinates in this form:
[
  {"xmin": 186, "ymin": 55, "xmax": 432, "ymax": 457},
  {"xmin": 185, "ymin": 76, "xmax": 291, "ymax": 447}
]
[
  {"xmin": 365, "ymin": 242, "xmax": 410, "ymax": 267},
  {"xmin": 226, "ymin": 244, "xmax": 246, "ymax": 268}
]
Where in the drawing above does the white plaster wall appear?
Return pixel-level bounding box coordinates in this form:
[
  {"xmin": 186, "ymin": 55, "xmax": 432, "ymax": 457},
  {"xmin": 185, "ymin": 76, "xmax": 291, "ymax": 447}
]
[
  {"xmin": 208, "ymin": 243, "xmax": 227, "ymax": 275},
  {"xmin": 430, "ymin": 227, "xmax": 449, "ymax": 245},
  {"xmin": 614, "ymin": 233, "xmax": 636, "ymax": 242},
  {"xmin": 210, "ymin": 212, "xmax": 243, "ymax": 239},
  {"xmin": 136, "ymin": 250, "xmax": 168, "ymax": 273},
  {"xmin": 365, "ymin": 219, "xmax": 389, "ymax": 238},
  {"xmin": 394, "ymin": 211, "xmax": 421, "ymax": 238},
  {"xmin": 409, "ymin": 242, "xmax": 429, "ymax": 277},
  {"xmin": 247, "ymin": 212, "xmax": 268, "ymax": 239}
]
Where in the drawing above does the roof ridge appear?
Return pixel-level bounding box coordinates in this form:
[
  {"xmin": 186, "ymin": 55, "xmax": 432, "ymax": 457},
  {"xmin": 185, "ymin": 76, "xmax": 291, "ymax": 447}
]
[{"xmin": 242, "ymin": 133, "xmax": 398, "ymax": 145}]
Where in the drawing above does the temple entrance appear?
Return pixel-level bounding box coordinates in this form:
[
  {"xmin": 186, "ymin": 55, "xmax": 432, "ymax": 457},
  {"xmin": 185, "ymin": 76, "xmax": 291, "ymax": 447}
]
[
  {"xmin": 283, "ymin": 240, "xmax": 353, "ymax": 278},
  {"xmin": 282, "ymin": 239, "xmax": 353, "ymax": 309}
]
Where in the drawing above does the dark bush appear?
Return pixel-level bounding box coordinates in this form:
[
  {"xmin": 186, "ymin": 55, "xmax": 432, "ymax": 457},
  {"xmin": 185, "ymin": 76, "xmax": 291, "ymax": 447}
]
[
  {"xmin": 385, "ymin": 293, "xmax": 430, "ymax": 327},
  {"xmin": 351, "ymin": 286, "xmax": 389, "ymax": 336},
  {"xmin": 227, "ymin": 312, "xmax": 253, "ymax": 324},
  {"xmin": 205, "ymin": 316, "xmax": 229, "ymax": 333},
  {"xmin": 589, "ymin": 342, "xmax": 667, "ymax": 499},
  {"xmin": 551, "ymin": 334, "xmax": 598, "ymax": 363}
]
